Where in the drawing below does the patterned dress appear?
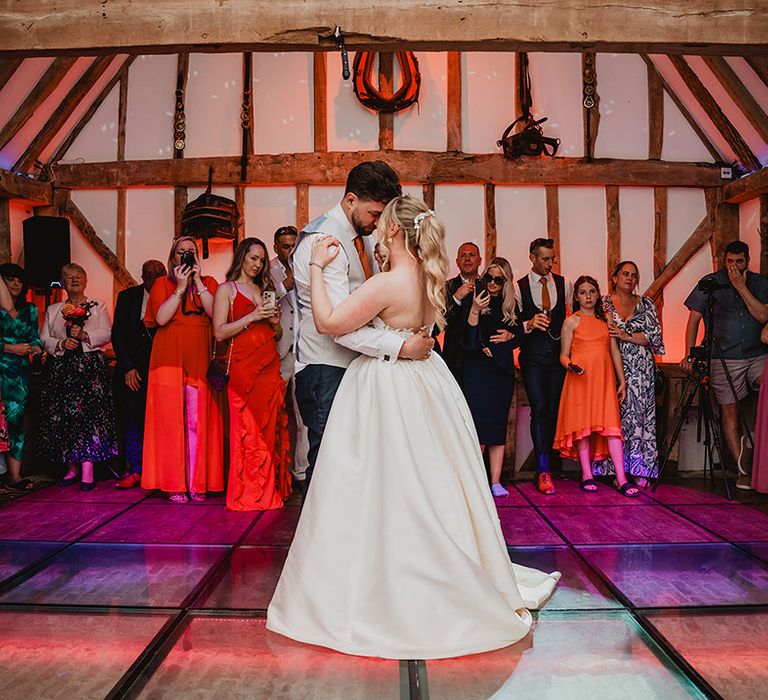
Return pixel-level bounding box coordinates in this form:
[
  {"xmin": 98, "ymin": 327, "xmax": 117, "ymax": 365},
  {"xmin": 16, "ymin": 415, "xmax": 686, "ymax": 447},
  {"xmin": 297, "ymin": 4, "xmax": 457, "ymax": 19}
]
[
  {"xmin": 0, "ymin": 303, "xmax": 42, "ymax": 461},
  {"xmin": 593, "ymin": 295, "xmax": 665, "ymax": 479}
]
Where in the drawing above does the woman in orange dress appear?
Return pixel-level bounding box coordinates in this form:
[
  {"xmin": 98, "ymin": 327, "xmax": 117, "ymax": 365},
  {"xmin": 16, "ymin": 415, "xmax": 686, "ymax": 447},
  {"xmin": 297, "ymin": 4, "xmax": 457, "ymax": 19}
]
[
  {"xmin": 141, "ymin": 236, "xmax": 224, "ymax": 502},
  {"xmin": 554, "ymin": 275, "xmax": 639, "ymax": 497},
  {"xmin": 212, "ymin": 237, "xmax": 291, "ymax": 511}
]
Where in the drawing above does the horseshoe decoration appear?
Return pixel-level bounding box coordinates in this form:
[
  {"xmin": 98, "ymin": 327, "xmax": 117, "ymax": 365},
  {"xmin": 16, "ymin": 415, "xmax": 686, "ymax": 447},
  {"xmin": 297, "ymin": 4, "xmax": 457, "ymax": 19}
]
[{"xmin": 352, "ymin": 51, "xmax": 421, "ymax": 114}]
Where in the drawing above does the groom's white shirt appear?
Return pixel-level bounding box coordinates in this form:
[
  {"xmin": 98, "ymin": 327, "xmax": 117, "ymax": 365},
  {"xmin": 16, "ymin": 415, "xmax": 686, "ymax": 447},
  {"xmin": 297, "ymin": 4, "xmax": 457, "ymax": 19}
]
[{"xmin": 292, "ymin": 203, "xmax": 404, "ymax": 372}]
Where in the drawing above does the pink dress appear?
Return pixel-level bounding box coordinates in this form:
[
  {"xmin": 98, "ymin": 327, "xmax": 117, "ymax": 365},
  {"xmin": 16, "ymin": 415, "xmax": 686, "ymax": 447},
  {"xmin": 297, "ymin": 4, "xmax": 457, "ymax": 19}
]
[{"xmin": 752, "ymin": 361, "xmax": 768, "ymax": 493}]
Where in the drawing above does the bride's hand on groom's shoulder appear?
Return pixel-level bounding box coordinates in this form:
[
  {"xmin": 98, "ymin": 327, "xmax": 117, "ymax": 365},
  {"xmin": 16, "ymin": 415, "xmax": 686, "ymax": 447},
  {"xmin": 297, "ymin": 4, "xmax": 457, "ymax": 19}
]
[{"xmin": 310, "ymin": 235, "xmax": 341, "ymax": 269}]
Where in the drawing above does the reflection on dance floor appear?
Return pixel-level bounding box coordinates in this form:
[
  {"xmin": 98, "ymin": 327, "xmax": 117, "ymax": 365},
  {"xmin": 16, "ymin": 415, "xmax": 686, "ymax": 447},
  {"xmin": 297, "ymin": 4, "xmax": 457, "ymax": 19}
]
[{"xmin": 0, "ymin": 478, "xmax": 766, "ymax": 699}]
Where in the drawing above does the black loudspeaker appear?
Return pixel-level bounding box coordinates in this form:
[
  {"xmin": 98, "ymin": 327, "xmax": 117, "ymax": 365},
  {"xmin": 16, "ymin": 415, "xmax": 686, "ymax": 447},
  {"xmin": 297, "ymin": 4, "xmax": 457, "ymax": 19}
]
[{"xmin": 23, "ymin": 216, "xmax": 71, "ymax": 289}]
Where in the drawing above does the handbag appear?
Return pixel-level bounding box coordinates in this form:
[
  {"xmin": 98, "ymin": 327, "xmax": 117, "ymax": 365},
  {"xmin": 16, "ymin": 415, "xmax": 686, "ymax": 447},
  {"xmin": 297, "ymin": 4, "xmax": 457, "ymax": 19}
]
[{"xmin": 206, "ymin": 285, "xmax": 235, "ymax": 392}]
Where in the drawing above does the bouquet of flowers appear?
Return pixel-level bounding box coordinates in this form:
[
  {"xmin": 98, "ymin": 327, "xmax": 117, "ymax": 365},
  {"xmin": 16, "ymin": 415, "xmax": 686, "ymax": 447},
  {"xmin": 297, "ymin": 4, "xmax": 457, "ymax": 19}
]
[{"xmin": 61, "ymin": 301, "xmax": 97, "ymax": 351}]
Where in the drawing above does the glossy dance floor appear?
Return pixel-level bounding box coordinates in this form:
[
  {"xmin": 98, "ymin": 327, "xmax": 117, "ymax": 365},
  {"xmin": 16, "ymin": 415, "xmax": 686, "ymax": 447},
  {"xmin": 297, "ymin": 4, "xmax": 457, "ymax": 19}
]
[{"xmin": 0, "ymin": 479, "xmax": 767, "ymax": 699}]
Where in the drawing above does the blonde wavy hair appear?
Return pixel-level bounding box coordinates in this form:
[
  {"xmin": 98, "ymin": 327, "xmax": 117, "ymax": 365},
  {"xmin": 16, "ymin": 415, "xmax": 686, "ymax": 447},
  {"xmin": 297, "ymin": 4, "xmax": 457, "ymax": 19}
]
[
  {"xmin": 377, "ymin": 195, "xmax": 449, "ymax": 330},
  {"xmin": 484, "ymin": 257, "xmax": 516, "ymax": 324}
]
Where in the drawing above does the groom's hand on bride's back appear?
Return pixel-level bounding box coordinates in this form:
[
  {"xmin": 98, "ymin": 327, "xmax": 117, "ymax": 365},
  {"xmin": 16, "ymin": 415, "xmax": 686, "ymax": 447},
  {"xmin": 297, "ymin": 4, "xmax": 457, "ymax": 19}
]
[{"xmin": 399, "ymin": 331, "xmax": 434, "ymax": 360}]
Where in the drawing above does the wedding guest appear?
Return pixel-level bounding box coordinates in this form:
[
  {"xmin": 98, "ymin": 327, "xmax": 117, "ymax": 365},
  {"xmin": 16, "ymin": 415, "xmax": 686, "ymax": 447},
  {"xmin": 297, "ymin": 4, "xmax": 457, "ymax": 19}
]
[
  {"xmin": 214, "ymin": 237, "xmax": 292, "ymax": 510},
  {"xmin": 141, "ymin": 236, "xmax": 224, "ymax": 502},
  {"xmin": 439, "ymin": 241, "xmax": 482, "ymax": 386},
  {"xmin": 111, "ymin": 259, "xmax": 166, "ymax": 489},
  {"xmin": 270, "ymin": 225, "xmax": 309, "ymax": 488},
  {"xmin": 553, "ymin": 275, "xmax": 638, "ymax": 497},
  {"xmin": 515, "ymin": 238, "xmax": 573, "ymax": 495},
  {"xmin": 39, "ymin": 264, "xmax": 118, "ymax": 490},
  {"xmin": 752, "ymin": 322, "xmax": 768, "ymax": 493},
  {"xmin": 593, "ymin": 261, "xmax": 665, "ymax": 486},
  {"xmin": 464, "ymin": 257, "xmax": 521, "ymax": 497}
]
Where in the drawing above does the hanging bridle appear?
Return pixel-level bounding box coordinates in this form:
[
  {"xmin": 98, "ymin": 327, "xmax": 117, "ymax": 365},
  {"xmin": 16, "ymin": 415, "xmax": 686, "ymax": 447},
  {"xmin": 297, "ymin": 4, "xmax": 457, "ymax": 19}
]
[{"xmin": 352, "ymin": 51, "xmax": 421, "ymax": 113}]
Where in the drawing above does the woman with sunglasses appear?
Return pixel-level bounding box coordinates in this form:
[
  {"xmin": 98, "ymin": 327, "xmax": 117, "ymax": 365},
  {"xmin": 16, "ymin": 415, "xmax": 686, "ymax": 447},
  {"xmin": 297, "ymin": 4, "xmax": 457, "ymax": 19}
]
[
  {"xmin": 464, "ymin": 257, "xmax": 521, "ymax": 498},
  {"xmin": 141, "ymin": 236, "xmax": 224, "ymax": 502}
]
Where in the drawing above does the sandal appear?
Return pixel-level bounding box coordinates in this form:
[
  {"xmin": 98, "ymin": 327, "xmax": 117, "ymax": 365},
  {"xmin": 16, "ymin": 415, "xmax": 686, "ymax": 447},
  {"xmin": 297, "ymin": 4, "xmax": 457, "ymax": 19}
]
[
  {"xmin": 3, "ymin": 477, "xmax": 35, "ymax": 492},
  {"xmin": 189, "ymin": 491, "xmax": 207, "ymax": 502},
  {"xmin": 580, "ymin": 478, "xmax": 598, "ymax": 492},
  {"xmin": 618, "ymin": 481, "xmax": 640, "ymax": 498},
  {"xmin": 169, "ymin": 492, "xmax": 189, "ymax": 504}
]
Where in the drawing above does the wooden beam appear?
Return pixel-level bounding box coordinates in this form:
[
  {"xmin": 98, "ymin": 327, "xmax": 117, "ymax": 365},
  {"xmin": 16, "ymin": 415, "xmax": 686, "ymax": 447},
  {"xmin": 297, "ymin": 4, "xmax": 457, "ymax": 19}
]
[
  {"xmin": 605, "ymin": 185, "xmax": 620, "ymax": 282},
  {"xmin": 722, "ymin": 167, "xmax": 768, "ymax": 203},
  {"xmin": 49, "ymin": 57, "xmax": 133, "ymax": 167},
  {"xmin": 760, "ymin": 194, "xmax": 768, "ymax": 276},
  {"xmin": 446, "ymin": 52, "xmax": 462, "ymax": 152},
  {"xmin": 242, "ymin": 53, "xmax": 254, "ymax": 158},
  {"xmin": 313, "ymin": 53, "xmax": 328, "ymax": 152},
  {"xmin": 652, "ymin": 186, "xmax": 667, "ymax": 319},
  {"xmin": 545, "ymin": 185, "xmax": 560, "ymax": 274},
  {"xmin": 113, "ymin": 187, "xmax": 127, "ymax": 303},
  {"xmin": 0, "ymin": 57, "xmax": 78, "ymax": 151},
  {"xmin": 378, "ymin": 52, "xmax": 394, "ymax": 151},
  {"xmin": 745, "ymin": 57, "xmax": 768, "ymax": 90},
  {"xmin": 64, "ymin": 195, "xmax": 136, "ymax": 289},
  {"xmin": 0, "ymin": 58, "xmax": 22, "ymax": 92},
  {"xmin": 173, "ymin": 53, "xmax": 189, "ymax": 160},
  {"xmin": 0, "ymin": 199, "xmax": 10, "ymax": 262},
  {"xmin": 641, "ymin": 55, "xmax": 722, "ymax": 164},
  {"xmin": 117, "ymin": 67, "xmax": 128, "ymax": 161},
  {"xmin": 484, "ymin": 183, "xmax": 496, "ymax": 261},
  {"xmin": 647, "ymin": 61, "xmax": 664, "ymax": 160},
  {"xmin": 708, "ymin": 189, "xmax": 739, "ymax": 269},
  {"xmin": 703, "ymin": 56, "xmax": 768, "ymax": 144},
  {"xmin": 51, "ymin": 153, "xmax": 726, "ymax": 189},
  {"xmin": 13, "ymin": 56, "xmax": 115, "ymax": 173},
  {"xmin": 667, "ymin": 55, "xmax": 761, "ymax": 172},
  {"xmin": 645, "ymin": 210, "xmax": 712, "ymax": 302},
  {"xmin": 582, "ymin": 52, "xmax": 599, "ymax": 160},
  {"xmin": 235, "ymin": 185, "xmax": 246, "ymax": 242},
  {"xmin": 422, "ymin": 183, "xmax": 435, "ymax": 210},
  {"xmin": 296, "ymin": 183, "xmax": 309, "ymax": 231},
  {"xmin": 4, "ymin": 2, "xmax": 768, "ymax": 56},
  {"xmin": 173, "ymin": 187, "xmax": 187, "ymax": 237},
  {"xmin": 0, "ymin": 168, "xmax": 51, "ymax": 203}
]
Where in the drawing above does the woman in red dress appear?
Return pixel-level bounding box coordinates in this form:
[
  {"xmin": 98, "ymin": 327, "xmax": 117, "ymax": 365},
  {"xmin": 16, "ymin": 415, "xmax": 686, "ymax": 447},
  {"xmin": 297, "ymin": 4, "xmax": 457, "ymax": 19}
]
[
  {"xmin": 142, "ymin": 236, "xmax": 224, "ymax": 502},
  {"xmin": 213, "ymin": 237, "xmax": 291, "ymax": 511}
]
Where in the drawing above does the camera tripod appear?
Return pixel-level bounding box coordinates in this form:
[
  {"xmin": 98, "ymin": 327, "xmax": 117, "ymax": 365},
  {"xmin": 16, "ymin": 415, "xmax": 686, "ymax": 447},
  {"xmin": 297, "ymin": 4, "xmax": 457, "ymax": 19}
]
[{"xmin": 653, "ymin": 293, "xmax": 753, "ymax": 499}]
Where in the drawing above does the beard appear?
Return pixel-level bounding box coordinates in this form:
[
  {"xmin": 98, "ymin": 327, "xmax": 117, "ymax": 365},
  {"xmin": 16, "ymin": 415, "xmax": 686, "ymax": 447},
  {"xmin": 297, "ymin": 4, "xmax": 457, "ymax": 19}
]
[{"xmin": 350, "ymin": 209, "xmax": 373, "ymax": 237}]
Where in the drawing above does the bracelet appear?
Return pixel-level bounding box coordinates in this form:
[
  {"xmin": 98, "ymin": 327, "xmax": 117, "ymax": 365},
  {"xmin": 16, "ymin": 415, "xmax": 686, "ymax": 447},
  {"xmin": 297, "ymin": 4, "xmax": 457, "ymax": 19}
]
[
  {"xmin": 197, "ymin": 288, "xmax": 209, "ymax": 296},
  {"xmin": 173, "ymin": 289, "xmax": 184, "ymax": 299},
  {"xmin": 309, "ymin": 261, "xmax": 324, "ymax": 270}
]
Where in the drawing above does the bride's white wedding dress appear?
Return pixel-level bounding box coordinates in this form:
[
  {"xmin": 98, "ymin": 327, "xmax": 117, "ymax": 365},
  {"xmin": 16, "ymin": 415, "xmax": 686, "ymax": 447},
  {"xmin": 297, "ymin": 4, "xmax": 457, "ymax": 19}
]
[{"xmin": 267, "ymin": 318, "xmax": 560, "ymax": 659}]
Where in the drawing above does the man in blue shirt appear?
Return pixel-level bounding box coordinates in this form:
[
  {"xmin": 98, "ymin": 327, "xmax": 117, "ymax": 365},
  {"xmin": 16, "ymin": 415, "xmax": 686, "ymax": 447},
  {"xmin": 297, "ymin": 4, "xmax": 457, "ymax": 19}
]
[{"xmin": 682, "ymin": 241, "xmax": 768, "ymax": 489}]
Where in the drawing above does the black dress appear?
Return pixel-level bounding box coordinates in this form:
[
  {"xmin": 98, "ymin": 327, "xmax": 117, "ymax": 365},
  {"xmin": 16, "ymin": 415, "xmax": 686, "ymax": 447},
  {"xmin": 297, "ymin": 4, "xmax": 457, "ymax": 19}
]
[{"xmin": 462, "ymin": 296, "xmax": 521, "ymax": 445}]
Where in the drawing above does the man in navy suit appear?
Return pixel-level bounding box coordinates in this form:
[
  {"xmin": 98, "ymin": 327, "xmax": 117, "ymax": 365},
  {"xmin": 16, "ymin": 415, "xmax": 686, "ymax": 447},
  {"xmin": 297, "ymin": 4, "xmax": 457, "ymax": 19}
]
[{"xmin": 112, "ymin": 259, "xmax": 166, "ymax": 488}]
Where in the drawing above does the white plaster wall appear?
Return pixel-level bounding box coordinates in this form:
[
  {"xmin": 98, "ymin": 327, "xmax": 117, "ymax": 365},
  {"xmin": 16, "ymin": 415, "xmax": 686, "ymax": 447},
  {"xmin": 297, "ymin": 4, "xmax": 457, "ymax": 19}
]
[
  {"xmin": 462, "ymin": 52, "xmax": 516, "ymax": 154},
  {"xmin": 528, "ymin": 53, "xmax": 584, "ymax": 157},
  {"xmin": 184, "ymin": 53, "xmax": 242, "ymax": 158},
  {"xmin": 558, "ymin": 186, "xmax": 608, "ymax": 292},
  {"xmin": 494, "ymin": 186, "xmax": 548, "ymax": 282},
  {"xmin": 244, "ymin": 186, "xmax": 296, "ymax": 242},
  {"xmin": 9, "ymin": 201, "xmax": 32, "ymax": 261},
  {"xmin": 309, "ymin": 186, "xmax": 345, "ymax": 222},
  {"xmin": 125, "ymin": 188, "xmax": 175, "ymax": 280},
  {"xmin": 69, "ymin": 219, "xmax": 115, "ymax": 313},
  {"xmin": 618, "ymin": 187, "xmax": 655, "ymax": 296},
  {"xmin": 393, "ymin": 52, "xmax": 447, "ymax": 152},
  {"xmin": 434, "ymin": 185, "xmax": 485, "ymax": 267},
  {"xmin": 594, "ymin": 54, "xmax": 649, "ymax": 160},
  {"xmin": 739, "ymin": 198, "xmax": 762, "ymax": 265},
  {"xmin": 727, "ymin": 57, "xmax": 768, "ymax": 114},
  {"xmin": 661, "ymin": 91, "xmax": 716, "ymax": 163},
  {"xmin": 62, "ymin": 83, "xmax": 119, "ymax": 164},
  {"xmin": 125, "ymin": 55, "xmax": 176, "ymax": 160},
  {"xmin": 71, "ymin": 190, "xmax": 117, "ymax": 253},
  {"xmin": 253, "ymin": 52, "xmax": 313, "ymax": 155},
  {"xmin": 326, "ymin": 52, "xmax": 378, "ymax": 152}
]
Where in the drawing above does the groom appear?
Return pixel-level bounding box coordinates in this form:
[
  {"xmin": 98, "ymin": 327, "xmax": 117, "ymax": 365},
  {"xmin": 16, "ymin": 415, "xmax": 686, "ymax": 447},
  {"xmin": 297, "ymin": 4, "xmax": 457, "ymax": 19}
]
[{"xmin": 292, "ymin": 161, "xmax": 434, "ymax": 492}]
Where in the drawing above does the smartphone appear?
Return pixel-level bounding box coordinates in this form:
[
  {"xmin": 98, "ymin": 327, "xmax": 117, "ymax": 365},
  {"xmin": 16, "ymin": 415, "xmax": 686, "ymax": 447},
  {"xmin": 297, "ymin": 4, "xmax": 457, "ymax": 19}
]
[
  {"xmin": 569, "ymin": 362, "xmax": 584, "ymax": 375},
  {"xmin": 262, "ymin": 290, "xmax": 276, "ymax": 309},
  {"xmin": 179, "ymin": 250, "xmax": 195, "ymax": 269},
  {"xmin": 474, "ymin": 278, "xmax": 487, "ymax": 296}
]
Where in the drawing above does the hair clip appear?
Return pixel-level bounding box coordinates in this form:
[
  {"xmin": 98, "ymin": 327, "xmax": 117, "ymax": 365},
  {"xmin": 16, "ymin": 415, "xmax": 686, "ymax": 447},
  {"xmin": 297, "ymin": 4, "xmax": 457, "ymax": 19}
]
[{"xmin": 413, "ymin": 210, "xmax": 434, "ymax": 232}]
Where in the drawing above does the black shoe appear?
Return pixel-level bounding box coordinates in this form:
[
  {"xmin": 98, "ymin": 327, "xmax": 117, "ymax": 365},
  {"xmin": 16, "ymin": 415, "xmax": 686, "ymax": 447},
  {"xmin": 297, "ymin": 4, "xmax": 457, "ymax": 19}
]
[
  {"xmin": 59, "ymin": 475, "xmax": 79, "ymax": 487},
  {"xmin": 79, "ymin": 481, "xmax": 96, "ymax": 492}
]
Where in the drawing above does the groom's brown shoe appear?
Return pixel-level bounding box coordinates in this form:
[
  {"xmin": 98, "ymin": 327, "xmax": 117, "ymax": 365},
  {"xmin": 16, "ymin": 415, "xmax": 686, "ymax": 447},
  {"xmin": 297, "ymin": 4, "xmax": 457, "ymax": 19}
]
[{"xmin": 537, "ymin": 472, "xmax": 556, "ymax": 495}]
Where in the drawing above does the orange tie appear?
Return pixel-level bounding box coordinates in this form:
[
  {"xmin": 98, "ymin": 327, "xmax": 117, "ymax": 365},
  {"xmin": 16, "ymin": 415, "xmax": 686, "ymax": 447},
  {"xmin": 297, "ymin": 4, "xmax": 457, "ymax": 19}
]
[
  {"xmin": 353, "ymin": 235, "xmax": 374, "ymax": 280},
  {"xmin": 540, "ymin": 277, "xmax": 551, "ymax": 310}
]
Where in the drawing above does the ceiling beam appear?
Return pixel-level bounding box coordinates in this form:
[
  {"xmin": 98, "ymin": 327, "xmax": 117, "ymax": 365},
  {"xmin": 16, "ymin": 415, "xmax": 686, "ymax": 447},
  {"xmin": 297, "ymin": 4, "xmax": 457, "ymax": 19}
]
[
  {"xmin": 0, "ymin": 58, "xmax": 23, "ymax": 92},
  {"xmin": 48, "ymin": 153, "xmax": 727, "ymax": 189},
  {"xmin": 0, "ymin": 168, "xmax": 52, "ymax": 203},
  {"xmin": 745, "ymin": 56, "xmax": 768, "ymax": 90},
  {"xmin": 722, "ymin": 167, "xmax": 768, "ymax": 203},
  {"xmin": 1, "ymin": 1, "xmax": 767, "ymax": 57}
]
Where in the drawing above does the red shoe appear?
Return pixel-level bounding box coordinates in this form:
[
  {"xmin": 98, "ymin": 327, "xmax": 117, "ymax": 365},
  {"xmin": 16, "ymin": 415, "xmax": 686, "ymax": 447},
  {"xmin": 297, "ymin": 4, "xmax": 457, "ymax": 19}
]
[
  {"xmin": 537, "ymin": 472, "xmax": 556, "ymax": 495},
  {"xmin": 116, "ymin": 473, "xmax": 141, "ymax": 489}
]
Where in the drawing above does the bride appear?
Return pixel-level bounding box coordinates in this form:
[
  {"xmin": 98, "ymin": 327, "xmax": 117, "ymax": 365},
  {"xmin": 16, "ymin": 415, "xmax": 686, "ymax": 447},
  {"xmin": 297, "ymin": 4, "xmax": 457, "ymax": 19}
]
[{"xmin": 267, "ymin": 195, "xmax": 559, "ymax": 660}]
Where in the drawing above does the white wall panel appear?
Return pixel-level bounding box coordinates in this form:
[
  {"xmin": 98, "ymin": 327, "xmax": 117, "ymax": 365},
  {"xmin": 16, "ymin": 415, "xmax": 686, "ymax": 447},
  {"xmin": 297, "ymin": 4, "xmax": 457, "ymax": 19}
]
[
  {"xmin": 9, "ymin": 201, "xmax": 32, "ymax": 261},
  {"xmin": 434, "ymin": 185, "xmax": 485, "ymax": 273},
  {"xmin": 594, "ymin": 54, "xmax": 649, "ymax": 160},
  {"xmin": 244, "ymin": 187, "xmax": 296, "ymax": 242},
  {"xmin": 558, "ymin": 186, "xmax": 608, "ymax": 291},
  {"xmin": 326, "ymin": 52, "xmax": 377, "ymax": 152},
  {"xmin": 63, "ymin": 84, "xmax": 119, "ymax": 164},
  {"xmin": 528, "ymin": 53, "xmax": 584, "ymax": 157},
  {"xmin": 0, "ymin": 58, "xmax": 53, "ymax": 133},
  {"xmin": 393, "ymin": 52, "xmax": 447, "ymax": 152},
  {"xmin": 462, "ymin": 52, "xmax": 515, "ymax": 154},
  {"xmin": 71, "ymin": 190, "xmax": 117, "ymax": 253},
  {"xmin": 309, "ymin": 186, "xmax": 345, "ymax": 222},
  {"xmin": 739, "ymin": 198, "xmax": 761, "ymax": 267},
  {"xmin": 184, "ymin": 53, "xmax": 242, "ymax": 158},
  {"xmin": 126, "ymin": 188, "xmax": 175, "ymax": 280},
  {"xmin": 254, "ymin": 52, "xmax": 313, "ymax": 155},
  {"xmin": 726, "ymin": 57, "xmax": 768, "ymax": 114},
  {"xmin": 618, "ymin": 187, "xmax": 655, "ymax": 294},
  {"xmin": 125, "ymin": 55, "xmax": 176, "ymax": 160},
  {"xmin": 661, "ymin": 91, "xmax": 715, "ymax": 163},
  {"xmin": 495, "ymin": 186, "xmax": 548, "ymax": 282},
  {"xmin": 70, "ymin": 220, "xmax": 115, "ymax": 312}
]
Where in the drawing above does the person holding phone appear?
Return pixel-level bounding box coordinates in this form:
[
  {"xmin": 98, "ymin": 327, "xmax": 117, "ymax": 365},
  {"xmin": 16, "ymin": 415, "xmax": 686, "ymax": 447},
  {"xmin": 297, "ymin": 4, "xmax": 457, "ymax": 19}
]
[
  {"xmin": 213, "ymin": 237, "xmax": 292, "ymax": 511},
  {"xmin": 553, "ymin": 275, "xmax": 638, "ymax": 497},
  {"xmin": 141, "ymin": 236, "xmax": 224, "ymax": 502}
]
